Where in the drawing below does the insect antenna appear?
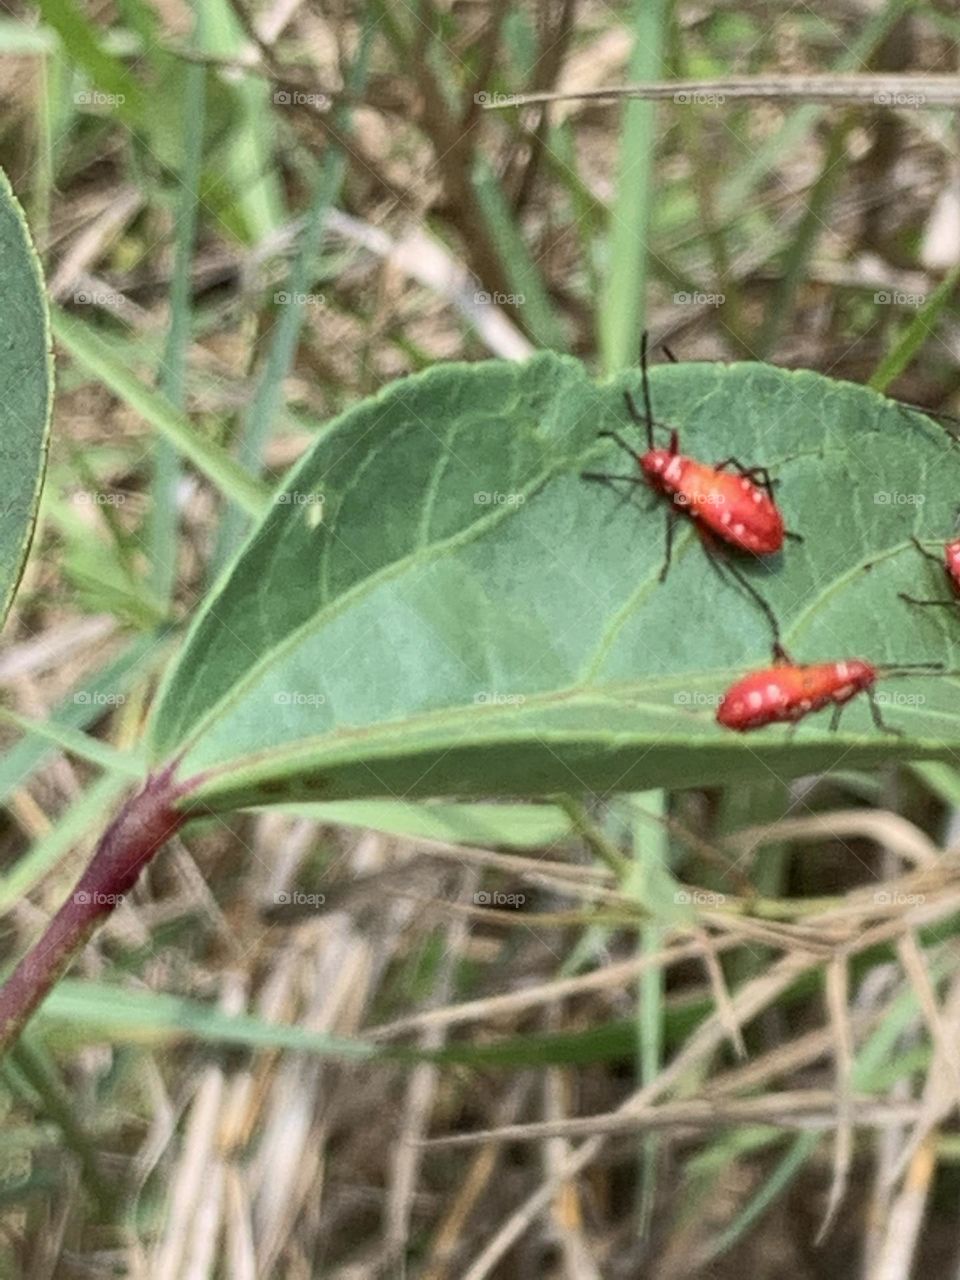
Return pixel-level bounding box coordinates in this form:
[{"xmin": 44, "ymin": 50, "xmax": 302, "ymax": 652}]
[
  {"xmin": 896, "ymin": 399, "xmax": 960, "ymax": 446},
  {"xmin": 873, "ymin": 661, "xmax": 960, "ymax": 677},
  {"xmin": 599, "ymin": 424, "xmax": 642, "ymax": 464},
  {"xmin": 580, "ymin": 471, "xmax": 657, "ymax": 520},
  {"xmin": 639, "ymin": 330, "xmax": 656, "ymax": 449},
  {"xmin": 623, "ymin": 332, "xmax": 683, "ymax": 444},
  {"xmin": 877, "ymin": 661, "xmax": 944, "ymax": 669}
]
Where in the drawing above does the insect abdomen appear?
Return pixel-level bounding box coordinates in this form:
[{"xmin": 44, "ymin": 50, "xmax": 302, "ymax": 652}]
[
  {"xmin": 670, "ymin": 463, "xmax": 784, "ymax": 554},
  {"xmin": 716, "ymin": 660, "xmax": 875, "ymax": 732}
]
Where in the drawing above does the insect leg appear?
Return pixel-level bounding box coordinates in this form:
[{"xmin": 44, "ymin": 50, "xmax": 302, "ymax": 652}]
[
  {"xmin": 909, "ymin": 535, "xmax": 946, "ymax": 568},
  {"xmin": 866, "ymin": 687, "xmax": 904, "ymax": 737},
  {"xmin": 829, "ymin": 703, "xmax": 844, "ymax": 732},
  {"xmin": 658, "ymin": 508, "xmax": 679, "ymax": 582},
  {"xmin": 712, "ymin": 456, "xmax": 804, "ymax": 541},
  {"xmin": 705, "ymin": 552, "xmax": 789, "ymax": 660},
  {"xmin": 712, "ymin": 456, "xmax": 778, "ymax": 502},
  {"xmin": 898, "ymin": 594, "xmax": 955, "ymax": 607},
  {"xmin": 581, "ymin": 472, "xmax": 646, "ymax": 486},
  {"xmin": 622, "ymin": 390, "xmax": 646, "ymax": 426}
]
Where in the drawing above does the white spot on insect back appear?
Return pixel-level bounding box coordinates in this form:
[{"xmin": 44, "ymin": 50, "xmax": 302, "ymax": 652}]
[
  {"xmin": 721, "ymin": 510, "xmax": 732, "ymax": 525},
  {"xmin": 835, "ymin": 662, "xmax": 850, "ymax": 680},
  {"xmin": 753, "ymin": 490, "xmax": 763, "ymax": 503},
  {"xmin": 748, "ymin": 690, "xmax": 764, "ymax": 710},
  {"xmin": 664, "ymin": 456, "xmax": 683, "ymax": 484}
]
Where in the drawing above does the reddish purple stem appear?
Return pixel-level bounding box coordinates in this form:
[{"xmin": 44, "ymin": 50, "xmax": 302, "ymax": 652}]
[{"xmin": 0, "ymin": 764, "xmax": 189, "ymax": 1055}]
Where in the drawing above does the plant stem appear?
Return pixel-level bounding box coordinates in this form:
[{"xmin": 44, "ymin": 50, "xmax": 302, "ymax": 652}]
[
  {"xmin": 0, "ymin": 765, "xmax": 188, "ymax": 1056},
  {"xmin": 9, "ymin": 1038, "xmax": 115, "ymax": 1215},
  {"xmin": 554, "ymin": 795, "xmax": 632, "ymax": 879}
]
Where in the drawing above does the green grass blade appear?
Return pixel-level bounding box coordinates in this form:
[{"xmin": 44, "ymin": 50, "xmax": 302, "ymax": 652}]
[
  {"xmin": 626, "ymin": 790, "xmax": 668, "ymax": 1234},
  {"xmin": 598, "ymin": 0, "xmax": 668, "ymax": 373},
  {"xmin": 700, "ymin": 943, "xmax": 949, "ymax": 1259},
  {"xmin": 716, "ymin": 0, "xmax": 911, "ymax": 219},
  {"xmin": 756, "ymin": 119, "xmax": 851, "ymax": 357},
  {"xmin": 0, "ymin": 708, "xmax": 146, "ymax": 777},
  {"xmin": 0, "ymin": 632, "xmax": 168, "ymax": 805},
  {"xmin": 0, "ymin": 773, "xmax": 131, "ymax": 911},
  {"xmin": 470, "ymin": 155, "xmax": 566, "ymax": 350},
  {"xmin": 869, "ymin": 261, "xmax": 960, "ymax": 393},
  {"xmin": 35, "ymin": 979, "xmax": 380, "ymax": 1058},
  {"xmin": 213, "ymin": 20, "xmax": 375, "ymax": 564},
  {"xmin": 37, "ymin": 0, "xmax": 144, "ymax": 122},
  {"xmin": 200, "ymin": 0, "xmax": 284, "ymax": 242},
  {"xmin": 52, "ymin": 309, "xmax": 269, "ymax": 517},
  {"xmin": 150, "ymin": 0, "xmax": 207, "ymax": 604},
  {"xmin": 704, "ymin": 1132, "xmax": 819, "ymax": 1259}
]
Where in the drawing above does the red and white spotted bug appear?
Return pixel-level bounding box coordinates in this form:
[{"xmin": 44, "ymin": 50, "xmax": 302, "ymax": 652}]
[
  {"xmin": 583, "ymin": 333, "xmax": 793, "ymax": 566},
  {"xmin": 899, "ymin": 534, "xmax": 960, "ymax": 609},
  {"xmin": 715, "ymin": 655, "xmax": 945, "ymax": 735},
  {"xmin": 582, "ymin": 333, "xmax": 798, "ymax": 651},
  {"xmin": 636, "ymin": 424, "xmax": 784, "ymax": 555}
]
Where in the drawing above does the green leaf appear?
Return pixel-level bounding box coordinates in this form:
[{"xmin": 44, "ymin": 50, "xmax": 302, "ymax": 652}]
[
  {"xmin": 256, "ymin": 800, "xmax": 572, "ymax": 847},
  {"xmin": 0, "ymin": 168, "xmax": 52, "ymax": 631},
  {"xmin": 34, "ymin": 980, "xmax": 377, "ymax": 1058},
  {"xmin": 148, "ymin": 353, "xmax": 960, "ymax": 810},
  {"xmin": 37, "ymin": 0, "xmax": 144, "ymax": 124}
]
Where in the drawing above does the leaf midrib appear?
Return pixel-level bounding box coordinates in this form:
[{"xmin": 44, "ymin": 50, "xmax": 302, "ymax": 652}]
[
  {"xmin": 176, "ymin": 666, "xmax": 960, "ymax": 795},
  {"xmin": 153, "ymin": 450, "xmax": 571, "ymax": 760}
]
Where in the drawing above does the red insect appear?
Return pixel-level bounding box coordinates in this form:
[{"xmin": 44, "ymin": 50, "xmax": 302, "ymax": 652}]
[
  {"xmin": 899, "ymin": 534, "xmax": 960, "ymax": 609},
  {"xmin": 582, "ymin": 335, "xmax": 798, "ymax": 651},
  {"xmin": 716, "ymin": 654, "xmax": 943, "ymax": 735},
  {"xmin": 636, "ymin": 419, "xmax": 784, "ymax": 556},
  {"xmin": 584, "ymin": 333, "xmax": 792, "ymax": 563}
]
